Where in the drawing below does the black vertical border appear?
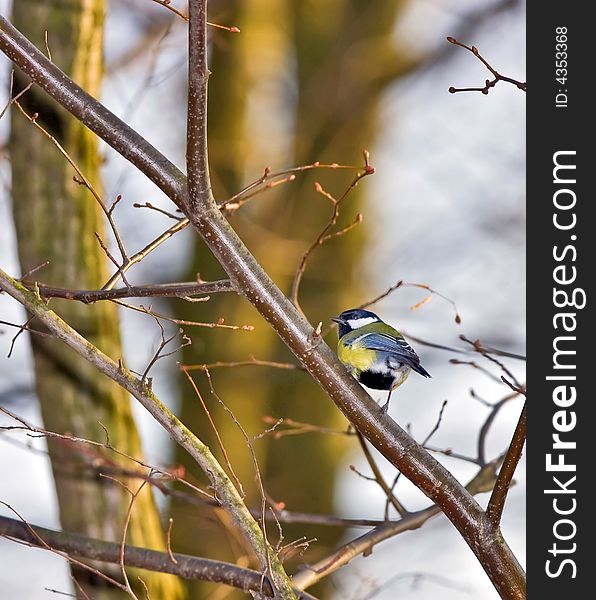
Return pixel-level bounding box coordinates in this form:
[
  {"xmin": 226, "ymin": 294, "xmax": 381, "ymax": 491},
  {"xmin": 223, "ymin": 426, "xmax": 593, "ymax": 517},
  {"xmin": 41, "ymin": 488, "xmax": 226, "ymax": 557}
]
[{"xmin": 527, "ymin": 4, "xmax": 593, "ymax": 596}]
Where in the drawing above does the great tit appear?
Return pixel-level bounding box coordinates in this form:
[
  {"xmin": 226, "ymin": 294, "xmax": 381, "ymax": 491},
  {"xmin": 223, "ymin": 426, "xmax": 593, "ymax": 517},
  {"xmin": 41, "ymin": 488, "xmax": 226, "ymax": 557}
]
[{"xmin": 332, "ymin": 308, "xmax": 431, "ymax": 412}]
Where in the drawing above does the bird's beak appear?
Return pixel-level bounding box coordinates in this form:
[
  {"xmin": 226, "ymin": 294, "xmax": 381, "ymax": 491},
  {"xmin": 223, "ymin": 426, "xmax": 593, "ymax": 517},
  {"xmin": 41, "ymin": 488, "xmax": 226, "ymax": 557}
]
[{"xmin": 331, "ymin": 317, "xmax": 343, "ymax": 325}]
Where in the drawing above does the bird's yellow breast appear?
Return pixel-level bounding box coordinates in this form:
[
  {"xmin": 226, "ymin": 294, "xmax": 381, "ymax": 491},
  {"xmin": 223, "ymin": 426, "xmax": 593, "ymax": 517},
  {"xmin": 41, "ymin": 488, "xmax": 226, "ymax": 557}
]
[{"xmin": 337, "ymin": 341, "xmax": 376, "ymax": 373}]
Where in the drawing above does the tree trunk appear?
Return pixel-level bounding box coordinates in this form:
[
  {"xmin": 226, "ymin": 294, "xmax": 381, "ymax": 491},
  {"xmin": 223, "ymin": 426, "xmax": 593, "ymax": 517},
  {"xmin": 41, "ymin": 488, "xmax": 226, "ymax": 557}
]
[{"xmin": 9, "ymin": 2, "xmax": 185, "ymax": 598}]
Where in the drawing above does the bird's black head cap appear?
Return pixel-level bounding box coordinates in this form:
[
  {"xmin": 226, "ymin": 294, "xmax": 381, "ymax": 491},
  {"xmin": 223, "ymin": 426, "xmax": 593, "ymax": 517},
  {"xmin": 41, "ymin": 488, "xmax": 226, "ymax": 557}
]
[{"xmin": 332, "ymin": 308, "xmax": 381, "ymax": 338}]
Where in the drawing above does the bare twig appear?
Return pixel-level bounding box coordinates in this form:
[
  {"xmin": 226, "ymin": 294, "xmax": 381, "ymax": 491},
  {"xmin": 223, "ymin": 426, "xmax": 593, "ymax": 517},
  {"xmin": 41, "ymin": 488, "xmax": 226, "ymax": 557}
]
[
  {"xmin": 322, "ymin": 213, "xmax": 363, "ymax": 241},
  {"xmin": 358, "ymin": 280, "xmax": 462, "ymax": 324},
  {"xmin": 7, "ymin": 315, "xmax": 34, "ymax": 358},
  {"xmin": 142, "ymin": 321, "xmax": 191, "ymax": 381},
  {"xmin": 182, "ymin": 356, "xmax": 303, "ymax": 371},
  {"xmin": 446, "ymin": 37, "xmax": 526, "ymax": 94},
  {"xmin": 355, "ymin": 431, "xmax": 407, "ymax": 516},
  {"xmin": 476, "ymin": 391, "xmax": 522, "ymax": 467},
  {"xmin": 406, "ymin": 283, "xmax": 461, "ymax": 323},
  {"xmin": 501, "ymin": 376, "xmax": 526, "ymax": 396},
  {"xmin": 102, "ymin": 218, "xmax": 190, "ymax": 290},
  {"xmin": 292, "ymin": 462, "xmax": 501, "ymax": 591},
  {"xmin": 358, "ymin": 280, "xmax": 404, "ymax": 309},
  {"xmin": 421, "ymin": 401, "xmax": 449, "ymax": 447},
  {"xmin": 290, "ymin": 151, "xmax": 374, "ymax": 314},
  {"xmin": 149, "ymin": 0, "xmax": 189, "ymax": 21},
  {"xmin": 449, "ymin": 359, "xmax": 503, "ymax": 384},
  {"xmin": 14, "ymin": 100, "xmax": 129, "ymax": 263},
  {"xmin": 423, "ymin": 445, "xmax": 478, "ymax": 465},
  {"xmin": 180, "ymin": 367, "xmax": 245, "ymax": 497},
  {"xmin": 26, "ymin": 279, "xmax": 235, "ymax": 303},
  {"xmin": 19, "ymin": 260, "xmax": 51, "ymax": 280},
  {"xmin": 149, "ymin": 0, "xmax": 241, "ymax": 32},
  {"xmin": 112, "ymin": 299, "xmax": 254, "ymax": 331},
  {"xmin": 0, "ymin": 69, "xmax": 32, "ymax": 121},
  {"xmin": 406, "ymin": 333, "xmax": 525, "ymax": 361},
  {"xmin": 218, "ymin": 161, "xmax": 360, "ymax": 215},
  {"xmin": 95, "ymin": 232, "xmax": 131, "ymax": 288},
  {"xmin": 70, "ymin": 580, "xmax": 90, "ymax": 600},
  {"xmin": 103, "ymin": 475, "xmax": 148, "ymax": 599},
  {"xmin": 166, "ymin": 518, "xmax": 178, "ymax": 565},
  {"xmin": 384, "ymin": 401, "xmax": 448, "ymax": 519},
  {"xmin": 460, "ymin": 334, "xmax": 523, "ymax": 389},
  {"xmin": 132, "ymin": 202, "xmax": 182, "ymax": 220},
  {"xmin": 1, "ymin": 319, "xmax": 53, "ymax": 345},
  {"xmin": 261, "ymin": 417, "xmax": 354, "ymax": 439}
]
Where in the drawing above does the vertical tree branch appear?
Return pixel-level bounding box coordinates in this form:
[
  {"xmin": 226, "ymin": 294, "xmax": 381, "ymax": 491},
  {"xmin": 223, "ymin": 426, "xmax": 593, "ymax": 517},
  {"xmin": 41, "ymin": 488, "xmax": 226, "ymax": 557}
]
[
  {"xmin": 186, "ymin": 0, "xmax": 214, "ymax": 214},
  {"xmin": 486, "ymin": 402, "xmax": 527, "ymax": 528},
  {"xmin": 185, "ymin": 4, "xmax": 296, "ymax": 597}
]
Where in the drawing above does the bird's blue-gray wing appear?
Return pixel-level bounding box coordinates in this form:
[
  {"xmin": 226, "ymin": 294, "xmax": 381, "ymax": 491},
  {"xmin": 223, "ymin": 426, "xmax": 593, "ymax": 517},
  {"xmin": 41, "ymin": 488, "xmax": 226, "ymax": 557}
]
[{"xmin": 355, "ymin": 332, "xmax": 431, "ymax": 378}]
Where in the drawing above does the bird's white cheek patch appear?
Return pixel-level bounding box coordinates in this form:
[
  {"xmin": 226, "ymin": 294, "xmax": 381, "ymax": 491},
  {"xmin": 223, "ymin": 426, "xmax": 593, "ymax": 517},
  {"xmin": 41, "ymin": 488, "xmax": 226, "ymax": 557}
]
[{"xmin": 346, "ymin": 317, "xmax": 377, "ymax": 329}]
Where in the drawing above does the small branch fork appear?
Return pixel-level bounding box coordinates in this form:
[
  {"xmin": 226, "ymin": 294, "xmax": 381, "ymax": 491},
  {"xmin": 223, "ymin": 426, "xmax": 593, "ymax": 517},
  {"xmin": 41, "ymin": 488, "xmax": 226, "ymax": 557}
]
[
  {"xmin": 149, "ymin": 0, "xmax": 240, "ymax": 32},
  {"xmin": 218, "ymin": 161, "xmax": 359, "ymax": 214},
  {"xmin": 291, "ymin": 456, "xmax": 504, "ymax": 591},
  {"xmin": 290, "ymin": 150, "xmax": 374, "ymax": 314},
  {"xmin": 13, "ymin": 100, "xmax": 130, "ymax": 267},
  {"xmin": 446, "ymin": 37, "xmax": 526, "ymax": 94},
  {"xmin": 460, "ymin": 334, "xmax": 524, "ymax": 390}
]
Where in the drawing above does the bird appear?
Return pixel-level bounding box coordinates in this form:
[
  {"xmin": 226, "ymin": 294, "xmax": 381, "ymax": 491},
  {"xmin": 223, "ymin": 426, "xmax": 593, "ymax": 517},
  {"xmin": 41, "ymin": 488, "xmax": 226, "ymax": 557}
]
[{"xmin": 331, "ymin": 308, "xmax": 431, "ymax": 412}]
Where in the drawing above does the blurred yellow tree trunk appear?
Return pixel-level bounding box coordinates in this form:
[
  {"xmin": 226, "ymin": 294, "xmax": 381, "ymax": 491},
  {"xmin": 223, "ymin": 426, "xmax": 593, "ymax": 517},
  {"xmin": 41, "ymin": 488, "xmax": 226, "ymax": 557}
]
[
  {"xmin": 9, "ymin": 2, "xmax": 185, "ymax": 598},
  {"xmin": 171, "ymin": 1, "xmax": 411, "ymax": 597}
]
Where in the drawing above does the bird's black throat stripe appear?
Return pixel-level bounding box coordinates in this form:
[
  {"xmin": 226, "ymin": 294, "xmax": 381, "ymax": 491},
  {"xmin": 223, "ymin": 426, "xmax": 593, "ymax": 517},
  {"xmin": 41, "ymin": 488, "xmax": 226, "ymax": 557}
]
[{"xmin": 358, "ymin": 370, "xmax": 395, "ymax": 391}]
